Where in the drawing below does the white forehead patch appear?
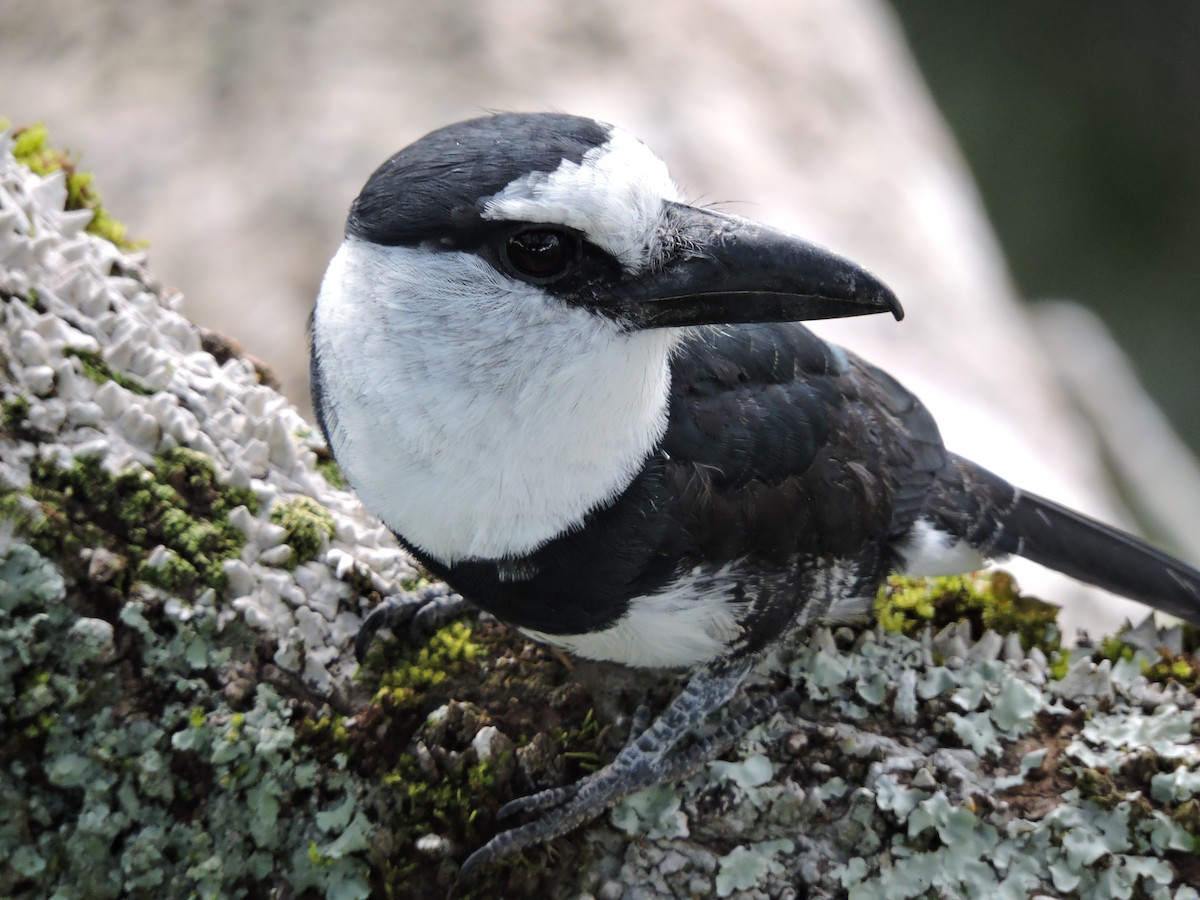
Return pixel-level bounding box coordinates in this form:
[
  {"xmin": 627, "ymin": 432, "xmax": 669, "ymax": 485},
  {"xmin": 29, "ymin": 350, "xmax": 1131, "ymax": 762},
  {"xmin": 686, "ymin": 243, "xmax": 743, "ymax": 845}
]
[{"xmin": 482, "ymin": 126, "xmax": 681, "ymax": 271}]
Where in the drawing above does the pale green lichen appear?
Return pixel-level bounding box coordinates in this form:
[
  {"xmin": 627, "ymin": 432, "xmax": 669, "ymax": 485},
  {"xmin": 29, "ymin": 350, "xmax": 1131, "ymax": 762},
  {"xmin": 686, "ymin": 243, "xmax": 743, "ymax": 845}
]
[
  {"xmin": 0, "ymin": 541, "xmax": 374, "ymax": 899},
  {"xmin": 611, "ymin": 783, "xmax": 686, "ymax": 840},
  {"xmin": 715, "ymin": 839, "xmax": 794, "ymax": 897},
  {"xmin": 837, "ymin": 785, "xmax": 1193, "ymax": 899}
]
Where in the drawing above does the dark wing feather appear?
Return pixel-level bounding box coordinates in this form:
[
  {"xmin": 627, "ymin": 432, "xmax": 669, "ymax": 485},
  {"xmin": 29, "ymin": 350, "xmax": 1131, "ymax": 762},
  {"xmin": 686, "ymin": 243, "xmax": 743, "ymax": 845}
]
[{"xmin": 662, "ymin": 323, "xmax": 947, "ymax": 565}]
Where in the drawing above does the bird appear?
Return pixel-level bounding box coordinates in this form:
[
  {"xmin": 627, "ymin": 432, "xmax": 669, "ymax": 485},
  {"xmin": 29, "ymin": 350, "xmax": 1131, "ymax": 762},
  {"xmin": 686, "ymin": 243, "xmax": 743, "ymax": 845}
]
[{"xmin": 308, "ymin": 112, "xmax": 1200, "ymax": 877}]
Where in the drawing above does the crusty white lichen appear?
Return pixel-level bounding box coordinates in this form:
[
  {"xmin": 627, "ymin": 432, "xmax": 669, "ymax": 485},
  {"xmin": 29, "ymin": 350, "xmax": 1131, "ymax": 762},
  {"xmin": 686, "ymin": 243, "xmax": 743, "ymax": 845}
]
[{"xmin": 0, "ymin": 124, "xmax": 416, "ymax": 899}]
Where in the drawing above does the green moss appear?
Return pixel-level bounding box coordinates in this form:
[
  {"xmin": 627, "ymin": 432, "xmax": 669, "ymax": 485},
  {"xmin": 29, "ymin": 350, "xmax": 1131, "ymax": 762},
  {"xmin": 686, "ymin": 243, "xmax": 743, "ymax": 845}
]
[
  {"xmin": 7, "ymin": 448, "xmax": 255, "ymax": 596},
  {"xmin": 1095, "ymin": 634, "xmax": 1136, "ymax": 665},
  {"xmin": 1092, "ymin": 622, "xmax": 1200, "ymax": 694},
  {"xmin": 283, "ymin": 598, "xmax": 610, "ymax": 896},
  {"xmin": 153, "ymin": 446, "xmax": 258, "ymax": 518},
  {"xmin": 373, "ymin": 621, "xmax": 483, "ymax": 708},
  {"xmin": 1076, "ymin": 766, "xmax": 1122, "ymax": 807},
  {"xmin": 305, "ymin": 712, "xmax": 356, "ymax": 748},
  {"xmin": 137, "ymin": 549, "xmax": 201, "ymax": 593},
  {"xmin": 315, "ymin": 455, "xmax": 347, "ymax": 489},
  {"xmin": 876, "ymin": 571, "xmax": 1062, "ymax": 658},
  {"xmin": 1175, "ymin": 798, "xmax": 1200, "ymax": 836},
  {"xmin": 10, "ymin": 123, "xmax": 144, "ymax": 250},
  {"xmin": 371, "ymin": 714, "xmax": 519, "ymax": 898},
  {"xmin": 292, "ymin": 428, "xmax": 346, "ymax": 489},
  {"xmin": 0, "ymin": 285, "xmax": 41, "ymax": 311},
  {"xmin": 1145, "ymin": 655, "xmax": 1200, "ymax": 690},
  {"xmin": 291, "ymin": 614, "xmax": 601, "ymax": 895},
  {"xmin": 553, "ymin": 707, "xmax": 604, "ymax": 771},
  {"xmin": 1047, "ymin": 652, "xmax": 1071, "ymax": 681},
  {"xmin": 269, "ymin": 497, "xmax": 335, "ymax": 568},
  {"xmin": 63, "ymin": 346, "xmax": 151, "ymax": 396},
  {"xmin": 1, "ymin": 394, "xmax": 32, "ymax": 436},
  {"xmin": 389, "ymin": 753, "xmax": 495, "ymax": 842}
]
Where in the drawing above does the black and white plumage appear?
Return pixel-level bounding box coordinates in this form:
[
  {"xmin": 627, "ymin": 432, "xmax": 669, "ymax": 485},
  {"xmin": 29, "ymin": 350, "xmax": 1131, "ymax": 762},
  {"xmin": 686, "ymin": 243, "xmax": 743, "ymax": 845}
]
[{"xmin": 309, "ymin": 112, "xmax": 1200, "ymax": 875}]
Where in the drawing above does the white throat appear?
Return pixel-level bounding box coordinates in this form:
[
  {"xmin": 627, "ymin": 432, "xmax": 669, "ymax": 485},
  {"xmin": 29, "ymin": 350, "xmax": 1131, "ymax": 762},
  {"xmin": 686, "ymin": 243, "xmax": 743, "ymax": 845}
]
[{"xmin": 313, "ymin": 238, "xmax": 676, "ymax": 564}]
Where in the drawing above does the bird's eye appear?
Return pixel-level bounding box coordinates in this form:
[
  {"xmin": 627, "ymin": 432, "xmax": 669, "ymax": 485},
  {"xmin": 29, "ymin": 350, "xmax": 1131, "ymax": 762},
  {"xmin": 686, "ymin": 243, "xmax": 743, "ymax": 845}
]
[{"xmin": 501, "ymin": 228, "xmax": 581, "ymax": 283}]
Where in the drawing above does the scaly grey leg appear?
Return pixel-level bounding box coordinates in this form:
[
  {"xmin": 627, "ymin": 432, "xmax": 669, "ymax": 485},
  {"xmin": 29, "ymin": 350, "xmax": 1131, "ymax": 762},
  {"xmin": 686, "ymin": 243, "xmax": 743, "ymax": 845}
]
[{"xmin": 460, "ymin": 656, "xmax": 790, "ymax": 881}]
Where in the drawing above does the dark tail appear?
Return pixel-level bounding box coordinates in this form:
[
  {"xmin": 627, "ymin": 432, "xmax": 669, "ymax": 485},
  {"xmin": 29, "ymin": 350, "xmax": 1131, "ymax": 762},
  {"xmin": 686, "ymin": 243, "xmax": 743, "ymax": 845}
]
[{"xmin": 927, "ymin": 454, "xmax": 1200, "ymax": 627}]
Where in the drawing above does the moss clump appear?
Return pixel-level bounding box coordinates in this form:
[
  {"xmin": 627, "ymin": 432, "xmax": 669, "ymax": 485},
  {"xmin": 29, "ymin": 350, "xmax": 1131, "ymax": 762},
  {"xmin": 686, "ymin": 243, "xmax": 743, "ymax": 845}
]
[
  {"xmin": 1095, "ymin": 634, "xmax": 1137, "ymax": 666},
  {"xmin": 1144, "ymin": 654, "xmax": 1200, "ymax": 692},
  {"xmin": 1, "ymin": 394, "xmax": 33, "ymax": 436},
  {"xmin": 388, "ymin": 744, "xmax": 497, "ymax": 849},
  {"xmin": 296, "ymin": 620, "xmax": 491, "ymax": 779},
  {"xmin": 269, "ymin": 497, "xmax": 335, "ymax": 568},
  {"xmin": 10, "ymin": 123, "xmax": 143, "ymax": 250},
  {"xmin": 315, "ymin": 454, "xmax": 346, "ymax": 489},
  {"xmin": 152, "ymin": 447, "xmax": 258, "ymax": 518},
  {"xmin": 369, "ymin": 699, "xmax": 524, "ymax": 898},
  {"xmin": 4, "ymin": 448, "xmax": 256, "ymax": 596},
  {"xmin": 63, "ymin": 346, "xmax": 151, "ymax": 396},
  {"xmin": 372, "ymin": 620, "xmax": 483, "ymax": 708},
  {"xmin": 876, "ymin": 571, "xmax": 1062, "ymax": 658},
  {"xmin": 552, "ymin": 707, "xmax": 605, "ymax": 771},
  {"xmin": 1091, "ymin": 622, "xmax": 1200, "ymax": 694},
  {"xmin": 297, "ymin": 624, "xmax": 512, "ymax": 895},
  {"xmin": 1076, "ymin": 766, "xmax": 1123, "ymax": 807},
  {"xmin": 1174, "ymin": 798, "xmax": 1200, "ymax": 837}
]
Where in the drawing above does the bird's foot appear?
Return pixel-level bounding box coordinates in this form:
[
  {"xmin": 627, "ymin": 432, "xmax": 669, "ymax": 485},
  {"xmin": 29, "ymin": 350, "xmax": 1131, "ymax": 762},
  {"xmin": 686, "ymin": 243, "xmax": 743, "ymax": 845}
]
[
  {"xmin": 460, "ymin": 658, "xmax": 794, "ymax": 881},
  {"xmin": 493, "ymin": 703, "xmax": 655, "ymax": 824},
  {"xmin": 354, "ymin": 582, "xmax": 470, "ymax": 662}
]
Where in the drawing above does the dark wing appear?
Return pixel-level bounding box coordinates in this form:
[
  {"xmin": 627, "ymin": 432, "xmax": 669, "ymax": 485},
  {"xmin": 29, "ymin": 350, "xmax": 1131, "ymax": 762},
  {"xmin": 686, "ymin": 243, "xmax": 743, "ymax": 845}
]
[
  {"xmin": 661, "ymin": 323, "xmax": 947, "ymax": 566},
  {"xmin": 424, "ymin": 322, "xmax": 946, "ymax": 637}
]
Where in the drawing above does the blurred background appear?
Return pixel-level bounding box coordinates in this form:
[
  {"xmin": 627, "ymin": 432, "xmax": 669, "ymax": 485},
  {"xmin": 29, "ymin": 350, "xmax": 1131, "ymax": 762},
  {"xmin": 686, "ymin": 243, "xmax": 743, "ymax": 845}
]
[
  {"xmin": 2, "ymin": 0, "xmax": 1197, "ymax": 634},
  {"xmin": 891, "ymin": 0, "xmax": 1200, "ymax": 466}
]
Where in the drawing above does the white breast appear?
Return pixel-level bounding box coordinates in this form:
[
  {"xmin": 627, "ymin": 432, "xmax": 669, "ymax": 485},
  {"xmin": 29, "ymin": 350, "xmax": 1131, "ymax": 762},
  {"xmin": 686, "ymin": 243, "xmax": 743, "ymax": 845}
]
[
  {"xmin": 522, "ymin": 565, "xmax": 749, "ymax": 668},
  {"xmin": 896, "ymin": 518, "xmax": 987, "ymax": 576},
  {"xmin": 312, "ymin": 238, "xmax": 677, "ymax": 564}
]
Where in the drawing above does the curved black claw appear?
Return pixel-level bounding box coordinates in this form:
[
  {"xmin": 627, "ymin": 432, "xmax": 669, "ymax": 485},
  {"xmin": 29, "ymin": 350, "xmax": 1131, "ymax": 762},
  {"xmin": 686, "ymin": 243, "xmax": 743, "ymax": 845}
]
[
  {"xmin": 497, "ymin": 782, "xmax": 581, "ymax": 821},
  {"xmin": 354, "ymin": 583, "xmax": 469, "ymax": 662}
]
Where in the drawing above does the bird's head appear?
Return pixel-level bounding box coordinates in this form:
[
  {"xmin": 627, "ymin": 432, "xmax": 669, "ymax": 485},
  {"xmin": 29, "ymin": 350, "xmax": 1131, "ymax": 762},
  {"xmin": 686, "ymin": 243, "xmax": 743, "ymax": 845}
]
[{"xmin": 338, "ymin": 111, "xmax": 902, "ymax": 336}]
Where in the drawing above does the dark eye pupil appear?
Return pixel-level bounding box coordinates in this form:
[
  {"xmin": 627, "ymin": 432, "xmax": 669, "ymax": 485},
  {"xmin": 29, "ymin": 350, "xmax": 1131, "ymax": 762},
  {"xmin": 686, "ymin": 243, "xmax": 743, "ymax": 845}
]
[{"xmin": 505, "ymin": 230, "xmax": 573, "ymax": 279}]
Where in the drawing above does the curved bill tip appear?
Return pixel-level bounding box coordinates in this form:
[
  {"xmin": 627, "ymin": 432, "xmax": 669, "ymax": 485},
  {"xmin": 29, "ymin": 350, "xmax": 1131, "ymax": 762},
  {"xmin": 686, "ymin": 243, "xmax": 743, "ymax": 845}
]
[
  {"xmin": 610, "ymin": 205, "xmax": 907, "ymax": 330},
  {"xmin": 876, "ymin": 281, "xmax": 904, "ymax": 321}
]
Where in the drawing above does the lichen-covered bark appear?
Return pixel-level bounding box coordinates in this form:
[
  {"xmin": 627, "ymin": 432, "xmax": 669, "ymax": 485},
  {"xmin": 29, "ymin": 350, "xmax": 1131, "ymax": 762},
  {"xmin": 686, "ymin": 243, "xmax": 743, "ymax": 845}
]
[{"xmin": 2, "ymin": 127, "xmax": 1199, "ymax": 900}]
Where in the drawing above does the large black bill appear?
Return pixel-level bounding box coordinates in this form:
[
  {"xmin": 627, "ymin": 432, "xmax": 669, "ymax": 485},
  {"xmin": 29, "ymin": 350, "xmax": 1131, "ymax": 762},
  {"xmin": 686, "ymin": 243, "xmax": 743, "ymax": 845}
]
[{"xmin": 611, "ymin": 203, "xmax": 903, "ymax": 329}]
